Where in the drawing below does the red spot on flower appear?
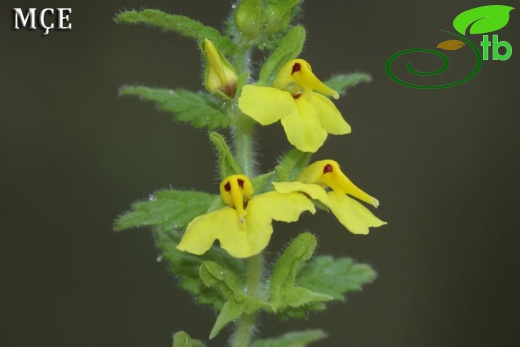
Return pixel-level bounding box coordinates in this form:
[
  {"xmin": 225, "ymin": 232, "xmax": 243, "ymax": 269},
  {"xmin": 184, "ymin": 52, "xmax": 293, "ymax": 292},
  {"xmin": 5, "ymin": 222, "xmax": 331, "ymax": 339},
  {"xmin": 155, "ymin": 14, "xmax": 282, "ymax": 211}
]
[
  {"xmin": 292, "ymin": 94, "xmax": 302, "ymax": 100},
  {"xmin": 323, "ymin": 164, "xmax": 333, "ymax": 174},
  {"xmin": 291, "ymin": 63, "xmax": 301, "ymax": 75},
  {"xmin": 224, "ymin": 182, "xmax": 231, "ymax": 191},
  {"xmin": 237, "ymin": 179, "xmax": 244, "ymax": 188}
]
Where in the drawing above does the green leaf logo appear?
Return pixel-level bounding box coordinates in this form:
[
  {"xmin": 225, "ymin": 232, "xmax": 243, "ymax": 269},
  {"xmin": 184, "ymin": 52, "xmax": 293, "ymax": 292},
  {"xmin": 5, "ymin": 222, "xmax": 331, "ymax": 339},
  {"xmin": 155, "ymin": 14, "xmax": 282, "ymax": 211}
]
[{"xmin": 453, "ymin": 5, "xmax": 514, "ymax": 35}]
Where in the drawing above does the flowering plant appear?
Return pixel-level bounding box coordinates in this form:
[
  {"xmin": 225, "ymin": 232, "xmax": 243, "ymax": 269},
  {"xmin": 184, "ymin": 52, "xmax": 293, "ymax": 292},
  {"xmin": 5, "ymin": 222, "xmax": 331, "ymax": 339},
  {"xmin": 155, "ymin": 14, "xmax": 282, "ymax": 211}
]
[{"xmin": 115, "ymin": 1, "xmax": 386, "ymax": 346}]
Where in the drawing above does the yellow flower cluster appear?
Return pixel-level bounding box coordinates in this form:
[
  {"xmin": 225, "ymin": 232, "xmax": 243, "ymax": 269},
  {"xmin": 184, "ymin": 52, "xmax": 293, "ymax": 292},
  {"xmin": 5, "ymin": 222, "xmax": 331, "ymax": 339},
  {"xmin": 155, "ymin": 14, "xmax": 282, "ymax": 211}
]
[
  {"xmin": 177, "ymin": 160, "xmax": 385, "ymax": 258},
  {"xmin": 178, "ymin": 40, "xmax": 385, "ymax": 258}
]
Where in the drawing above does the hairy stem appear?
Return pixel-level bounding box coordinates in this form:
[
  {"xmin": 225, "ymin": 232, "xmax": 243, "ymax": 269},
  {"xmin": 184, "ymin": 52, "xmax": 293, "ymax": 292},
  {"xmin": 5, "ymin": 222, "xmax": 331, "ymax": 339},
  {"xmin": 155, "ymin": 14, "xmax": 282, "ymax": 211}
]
[
  {"xmin": 229, "ymin": 30, "xmax": 262, "ymax": 347},
  {"xmin": 232, "ymin": 39, "xmax": 253, "ymax": 75},
  {"xmin": 230, "ymin": 254, "xmax": 264, "ymax": 347},
  {"xmin": 233, "ymin": 113, "xmax": 255, "ymax": 177}
]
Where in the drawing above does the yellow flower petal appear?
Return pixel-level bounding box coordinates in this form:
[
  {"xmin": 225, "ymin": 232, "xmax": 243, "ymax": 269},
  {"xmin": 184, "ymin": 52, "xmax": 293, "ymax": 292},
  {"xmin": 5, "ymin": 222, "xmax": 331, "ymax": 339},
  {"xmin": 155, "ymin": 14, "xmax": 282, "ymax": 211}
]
[
  {"xmin": 238, "ymin": 85, "xmax": 295, "ymax": 125},
  {"xmin": 250, "ymin": 190, "xmax": 316, "ymax": 222},
  {"xmin": 177, "ymin": 206, "xmax": 272, "ymax": 258},
  {"xmin": 273, "ymin": 181, "xmax": 386, "ymax": 235},
  {"xmin": 238, "ymin": 59, "xmax": 349, "ymax": 152},
  {"xmin": 273, "ymin": 59, "xmax": 339, "ymax": 99},
  {"xmin": 312, "ymin": 94, "xmax": 351, "ymax": 135},
  {"xmin": 327, "ymin": 192, "xmax": 386, "ymax": 235},
  {"xmin": 177, "ymin": 187, "xmax": 315, "ymax": 258},
  {"xmin": 280, "ymin": 96, "xmax": 328, "ymax": 152},
  {"xmin": 273, "ymin": 182, "xmax": 330, "ymax": 206},
  {"xmin": 176, "ymin": 208, "xmax": 244, "ymax": 256},
  {"xmin": 297, "ymin": 160, "xmax": 379, "ymax": 207}
]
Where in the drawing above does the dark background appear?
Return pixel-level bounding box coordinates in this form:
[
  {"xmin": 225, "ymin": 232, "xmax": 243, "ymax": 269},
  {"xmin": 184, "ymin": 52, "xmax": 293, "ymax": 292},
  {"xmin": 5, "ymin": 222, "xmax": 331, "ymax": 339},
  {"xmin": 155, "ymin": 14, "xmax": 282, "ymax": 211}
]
[{"xmin": 2, "ymin": 0, "xmax": 519, "ymax": 346}]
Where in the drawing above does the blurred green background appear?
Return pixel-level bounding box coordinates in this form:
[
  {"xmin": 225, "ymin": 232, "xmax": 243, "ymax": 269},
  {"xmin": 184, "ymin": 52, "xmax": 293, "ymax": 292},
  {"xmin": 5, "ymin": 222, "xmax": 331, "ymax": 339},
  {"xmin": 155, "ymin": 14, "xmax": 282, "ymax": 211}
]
[{"xmin": 2, "ymin": 0, "xmax": 519, "ymax": 346}]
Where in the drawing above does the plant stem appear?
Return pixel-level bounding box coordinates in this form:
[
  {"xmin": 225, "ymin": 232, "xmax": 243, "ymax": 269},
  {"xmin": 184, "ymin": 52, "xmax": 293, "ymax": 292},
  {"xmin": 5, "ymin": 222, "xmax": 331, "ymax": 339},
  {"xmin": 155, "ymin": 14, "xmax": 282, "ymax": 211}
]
[
  {"xmin": 245, "ymin": 253, "xmax": 263, "ymax": 297},
  {"xmin": 230, "ymin": 33, "xmax": 262, "ymax": 347},
  {"xmin": 230, "ymin": 254, "xmax": 264, "ymax": 347},
  {"xmin": 232, "ymin": 39, "xmax": 252, "ymax": 75},
  {"xmin": 233, "ymin": 114, "xmax": 255, "ymax": 177}
]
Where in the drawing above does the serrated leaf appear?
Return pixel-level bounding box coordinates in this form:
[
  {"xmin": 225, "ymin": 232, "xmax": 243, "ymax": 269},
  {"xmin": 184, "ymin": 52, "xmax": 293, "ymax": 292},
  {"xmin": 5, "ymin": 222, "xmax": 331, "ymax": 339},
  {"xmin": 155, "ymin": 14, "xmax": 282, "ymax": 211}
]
[
  {"xmin": 297, "ymin": 256, "xmax": 377, "ymax": 301},
  {"xmin": 277, "ymin": 302, "xmax": 327, "ymax": 319},
  {"xmin": 274, "ymin": 148, "xmax": 312, "ymax": 182},
  {"xmin": 115, "ymin": 190, "xmax": 216, "ymax": 231},
  {"xmin": 200, "ymin": 261, "xmax": 268, "ymax": 338},
  {"xmin": 453, "ymin": 5, "xmax": 515, "ymax": 35},
  {"xmin": 259, "ymin": 25, "xmax": 306, "ymax": 84},
  {"xmin": 155, "ymin": 229, "xmax": 245, "ymax": 311},
  {"xmin": 282, "ymin": 287, "xmax": 332, "ymax": 308},
  {"xmin": 324, "ymin": 73, "xmax": 372, "ymax": 97},
  {"xmin": 115, "ymin": 9, "xmax": 235, "ymax": 55},
  {"xmin": 269, "ymin": 233, "xmax": 332, "ymax": 312},
  {"xmin": 173, "ymin": 331, "xmax": 205, "ymax": 347},
  {"xmin": 209, "ymin": 132, "xmax": 244, "ymax": 178},
  {"xmin": 120, "ymin": 86, "xmax": 231, "ymax": 129},
  {"xmin": 251, "ymin": 329, "xmax": 327, "ymax": 347}
]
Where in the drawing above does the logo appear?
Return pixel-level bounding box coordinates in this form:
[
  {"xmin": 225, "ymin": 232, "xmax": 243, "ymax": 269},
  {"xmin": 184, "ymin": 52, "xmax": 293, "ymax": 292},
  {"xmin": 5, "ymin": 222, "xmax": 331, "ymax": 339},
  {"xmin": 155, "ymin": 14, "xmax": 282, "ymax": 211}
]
[{"xmin": 385, "ymin": 5, "xmax": 514, "ymax": 89}]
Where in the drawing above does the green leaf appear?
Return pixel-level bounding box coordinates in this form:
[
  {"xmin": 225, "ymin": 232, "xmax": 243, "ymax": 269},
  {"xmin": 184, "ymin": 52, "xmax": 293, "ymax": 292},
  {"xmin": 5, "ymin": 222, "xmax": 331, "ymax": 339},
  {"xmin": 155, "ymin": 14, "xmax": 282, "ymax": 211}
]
[
  {"xmin": 209, "ymin": 132, "xmax": 244, "ymax": 179},
  {"xmin": 115, "ymin": 9, "xmax": 235, "ymax": 55},
  {"xmin": 259, "ymin": 25, "xmax": 306, "ymax": 84},
  {"xmin": 206, "ymin": 196, "xmax": 226, "ymax": 213},
  {"xmin": 269, "ymin": 233, "xmax": 333, "ymax": 312},
  {"xmin": 297, "ymin": 256, "xmax": 377, "ymax": 301},
  {"xmin": 274, "ymin": 148, "xmax": 312, "ymax": 182},
  {"xmin": 155, "ymin": 229, "xmax": 245, "ymax": 311},
  {"xmin": 210, "ymin": 301, "xmax": 246, "ymax": 339},
  {"xmin": 199, "ymin": 261, "xmax": 244, "ymax": 298},
  {"xmin": 281, "ymin": 287, "xmax": 332, "ymax": 308},
  {"xmin": 251, "ymin": 171, "xmax": 276, "ymax": 194},
  {"xmin": 276, "ymin": 302, "xmax": 327, "ymax": 319},
  {"xmin": 452, "ymin": 5, "xmax": 515, "ymax": 35},
  {"xmin": 256, "ymin": 32, "xmax": 285, "ymax": 51},
  {"xmin": 115, "ymin": 190, "xmax": 216, "ymax": 231},
  {"xmin": 120, "ymin": 86, "xmax": 231, "ymax": 129},
  {"xmin": 173, "ymin": 331, "xmax": 205, "ymax": 347},
  {"xmin": 251, "ymin": 329, "xmax": 327, "ymax": 347},
  {"xmin": 324, "ymin": 73, "xmax": 372, "ymax": 97},
  {"xmin": 200, "ymin": 261, "xmax": 268, "ymax": 338}
]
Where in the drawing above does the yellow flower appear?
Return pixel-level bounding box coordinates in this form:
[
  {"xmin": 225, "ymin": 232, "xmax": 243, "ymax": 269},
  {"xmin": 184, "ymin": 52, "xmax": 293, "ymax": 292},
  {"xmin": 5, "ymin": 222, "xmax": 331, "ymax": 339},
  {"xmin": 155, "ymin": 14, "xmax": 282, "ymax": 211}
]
[
  {"xmin": 203, "ymin": 39, "xmax": 237, "ymax": 97},
  {"xmin": 177, "ymin": 174, "xmax": 315, "ymax": 258},
  {"xmin": 273, "ymin": 160, "xmax": 386, "ymax": 235},
  {"xmin": 238, "ymin": 59, "xmax": 351, "ymax": 152}
]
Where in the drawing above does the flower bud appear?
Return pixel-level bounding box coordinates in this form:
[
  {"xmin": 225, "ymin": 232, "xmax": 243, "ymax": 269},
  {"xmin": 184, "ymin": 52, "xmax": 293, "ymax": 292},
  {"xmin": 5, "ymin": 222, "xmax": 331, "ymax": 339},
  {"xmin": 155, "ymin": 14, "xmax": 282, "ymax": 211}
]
[
  {"xmin": 264, "ymin": 0, "xmax": 302, "ymax": 34},
  {"xmin": 203, "ymin": 39, "xmax": 238, "ymax": 98},
  {"xmin": 234, "ymin": 0, "xmax": 263, "ymax": 39}
]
